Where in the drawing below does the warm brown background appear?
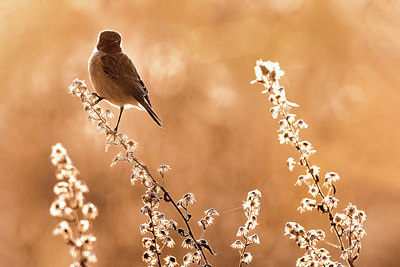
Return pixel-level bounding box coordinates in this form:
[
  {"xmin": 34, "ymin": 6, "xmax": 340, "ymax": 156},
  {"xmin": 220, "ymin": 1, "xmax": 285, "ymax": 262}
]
[{"xmin": 1, "ymin": 1, "xmax": 399, "ymax": 266}]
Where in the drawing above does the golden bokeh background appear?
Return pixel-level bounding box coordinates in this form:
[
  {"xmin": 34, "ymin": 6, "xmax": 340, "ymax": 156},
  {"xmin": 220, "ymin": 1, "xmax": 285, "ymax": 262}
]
[{"xmin": 1, "ymin": 1, "xmax": 400, "ymax": 266}]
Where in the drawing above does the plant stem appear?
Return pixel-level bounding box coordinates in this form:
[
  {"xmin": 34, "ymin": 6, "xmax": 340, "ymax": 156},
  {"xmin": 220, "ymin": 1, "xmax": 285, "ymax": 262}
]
[{"xmin": 90, "ymin": 104, "xmax": 209, "ymax": 266}]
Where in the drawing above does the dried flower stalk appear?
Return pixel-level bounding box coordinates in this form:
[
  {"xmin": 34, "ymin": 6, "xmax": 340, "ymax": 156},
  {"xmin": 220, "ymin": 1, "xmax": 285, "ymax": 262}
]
[
  {"xmin": 251, "ymin": 60, "xmax": 366, "ymax": 267},
  {"xmin": 50, "ymin": 143, "xmax": 98, "ymax": 267},
  {"xmin": 69, "ymin": 79, "xmax": 217, "ymax": 266},
  {"xmin": 231, "ymin": 190, "xmax": 261, "ymax": 266}
]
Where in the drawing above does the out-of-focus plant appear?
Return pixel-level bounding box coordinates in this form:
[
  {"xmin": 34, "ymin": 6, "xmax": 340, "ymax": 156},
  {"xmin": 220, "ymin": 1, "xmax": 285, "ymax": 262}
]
[
  {"xmin": 251, "ymin": 60, "xmax": 366, "ymax": 267},
  {"xmin": 50, "ymin": 143, "xmax": 98, "ymax": 267},
  {"xmin": 68, "ymin": 79, "xmax": 218, "ymax": 267}
]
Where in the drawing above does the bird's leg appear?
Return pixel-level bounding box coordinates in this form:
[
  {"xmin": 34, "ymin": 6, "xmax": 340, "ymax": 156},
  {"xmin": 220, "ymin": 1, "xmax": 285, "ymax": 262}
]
[
  {"xmin": 114, "ymin": 107, "xmax": 124, "ymax": 132},
  {"xmin": 91, "ymin": 92, "xmax": 104, "ymax": 105}
]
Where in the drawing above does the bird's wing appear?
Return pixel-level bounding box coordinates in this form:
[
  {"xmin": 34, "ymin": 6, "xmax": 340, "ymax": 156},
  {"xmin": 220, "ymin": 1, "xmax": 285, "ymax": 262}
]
[{"xmin": 100, "ymin": 53, "xmax": 152, "ymax": 107}]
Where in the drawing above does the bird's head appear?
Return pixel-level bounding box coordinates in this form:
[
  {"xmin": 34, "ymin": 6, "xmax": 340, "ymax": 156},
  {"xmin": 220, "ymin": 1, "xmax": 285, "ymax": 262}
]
[{"xmin": 96, "ymin": 30, "xmax": 122, "ymax": 53}]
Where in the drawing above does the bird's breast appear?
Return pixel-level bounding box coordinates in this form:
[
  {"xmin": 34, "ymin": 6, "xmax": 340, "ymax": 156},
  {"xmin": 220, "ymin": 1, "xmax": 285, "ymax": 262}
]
[{"xmin": 88, "ymin": 52, "xmax": 138, "ymax": 108}]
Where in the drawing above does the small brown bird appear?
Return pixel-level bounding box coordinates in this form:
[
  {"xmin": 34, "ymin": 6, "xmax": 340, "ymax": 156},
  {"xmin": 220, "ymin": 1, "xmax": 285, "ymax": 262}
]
[{"xmin": 88, "ymin": 30, "xmax": 162, "ymax": 131}]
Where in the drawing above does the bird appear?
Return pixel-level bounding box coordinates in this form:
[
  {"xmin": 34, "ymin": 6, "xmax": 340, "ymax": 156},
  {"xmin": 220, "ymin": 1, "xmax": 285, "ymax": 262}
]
[{"xmin": 88, "ymin": 30, "xmax": 162, "ymax": 131}]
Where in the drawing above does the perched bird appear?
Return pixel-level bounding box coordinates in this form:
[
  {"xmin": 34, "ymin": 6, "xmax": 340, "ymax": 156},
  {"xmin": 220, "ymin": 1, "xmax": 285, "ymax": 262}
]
[{"xmin": 88, "ymin": 30, "xmax": 162, "ymax": 131}]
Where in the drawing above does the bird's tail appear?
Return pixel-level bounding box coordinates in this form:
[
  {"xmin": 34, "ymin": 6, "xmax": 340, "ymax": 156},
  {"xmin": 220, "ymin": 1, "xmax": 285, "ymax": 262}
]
[{"xmin": 144, "ymin": 105, "xmax": 163, "ymax": 128}]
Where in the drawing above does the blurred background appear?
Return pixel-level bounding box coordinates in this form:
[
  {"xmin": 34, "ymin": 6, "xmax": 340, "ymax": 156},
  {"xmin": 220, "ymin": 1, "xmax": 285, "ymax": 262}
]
[{"xmin": 1, "ymin": 0, "xmax": 399, "ymax": 266}]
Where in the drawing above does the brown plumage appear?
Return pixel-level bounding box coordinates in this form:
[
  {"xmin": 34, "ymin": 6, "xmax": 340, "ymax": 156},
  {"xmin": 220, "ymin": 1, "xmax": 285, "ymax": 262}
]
[{"xmin": 88, "ymin": 30, "xmax": 162, "ymax": 131}]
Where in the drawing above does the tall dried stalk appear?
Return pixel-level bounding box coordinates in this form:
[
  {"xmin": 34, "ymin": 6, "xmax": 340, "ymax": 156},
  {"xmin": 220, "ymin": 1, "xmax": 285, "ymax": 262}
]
[
  {"xmin": 68, "ymin": 79, "xmax": 218, "ymax": 266},
  {"xmin": 251, "ymin": 60, "xmax": 366, "ymax": 267},
  {"xmin": 50, "ymin": 143, "xmax": 98, "ymax": 267}
]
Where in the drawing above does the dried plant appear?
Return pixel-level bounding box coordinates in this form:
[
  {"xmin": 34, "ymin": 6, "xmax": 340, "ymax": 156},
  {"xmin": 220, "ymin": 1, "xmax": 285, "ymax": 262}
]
[
  {"xmin": 251, "ymin": 60, "xmax": 366, "ymax": 267},
  {"xmin": 50, "ymin": 143, "xmax": 98, "ymax": 267},
  {"xmin": 231, "ymin": 190, "xmax": 261, "ymax": 266},
  {"xmin": 69, "ymin": 79, "xmax": 218, "ymax": 267}
]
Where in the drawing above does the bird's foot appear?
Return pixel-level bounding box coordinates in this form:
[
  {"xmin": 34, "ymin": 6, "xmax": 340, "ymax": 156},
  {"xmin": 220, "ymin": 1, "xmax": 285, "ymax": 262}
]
[{"xmin": 91, "ymin": 92, "xmax": 104, "ymax": 105}]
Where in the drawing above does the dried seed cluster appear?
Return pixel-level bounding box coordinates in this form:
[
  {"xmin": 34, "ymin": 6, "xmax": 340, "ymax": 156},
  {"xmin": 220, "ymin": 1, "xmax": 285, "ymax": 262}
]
[
  {"xmin": 69, "ymin": 79, "xmax": 217, "ymax": 266},
  {"xmin": 231, "ymin": 190, "xmax": 261, "ymax": 266},
  {"xmin": 50, "ymin": 143, "xmax": 98, "ymax": 267},
  {"xmin": 252, "ymin": 60, "xmax": 366, "ymax": 266}
]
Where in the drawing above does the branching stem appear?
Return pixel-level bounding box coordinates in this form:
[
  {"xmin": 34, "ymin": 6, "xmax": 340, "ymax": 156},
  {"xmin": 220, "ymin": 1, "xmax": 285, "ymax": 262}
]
[{"xmin": 89, "ymin": 100, "xmax": 210, "ymax": 266}]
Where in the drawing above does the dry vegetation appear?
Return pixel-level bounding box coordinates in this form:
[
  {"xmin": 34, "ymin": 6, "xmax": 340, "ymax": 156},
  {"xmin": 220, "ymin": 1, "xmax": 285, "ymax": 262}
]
[
  {"xmin": 2, "ymin": 1, "xmax": 400, "ymax": 266},
  {"xmin": 49, "ymin": 60, "xmax": 365, "ymax": 266}
]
